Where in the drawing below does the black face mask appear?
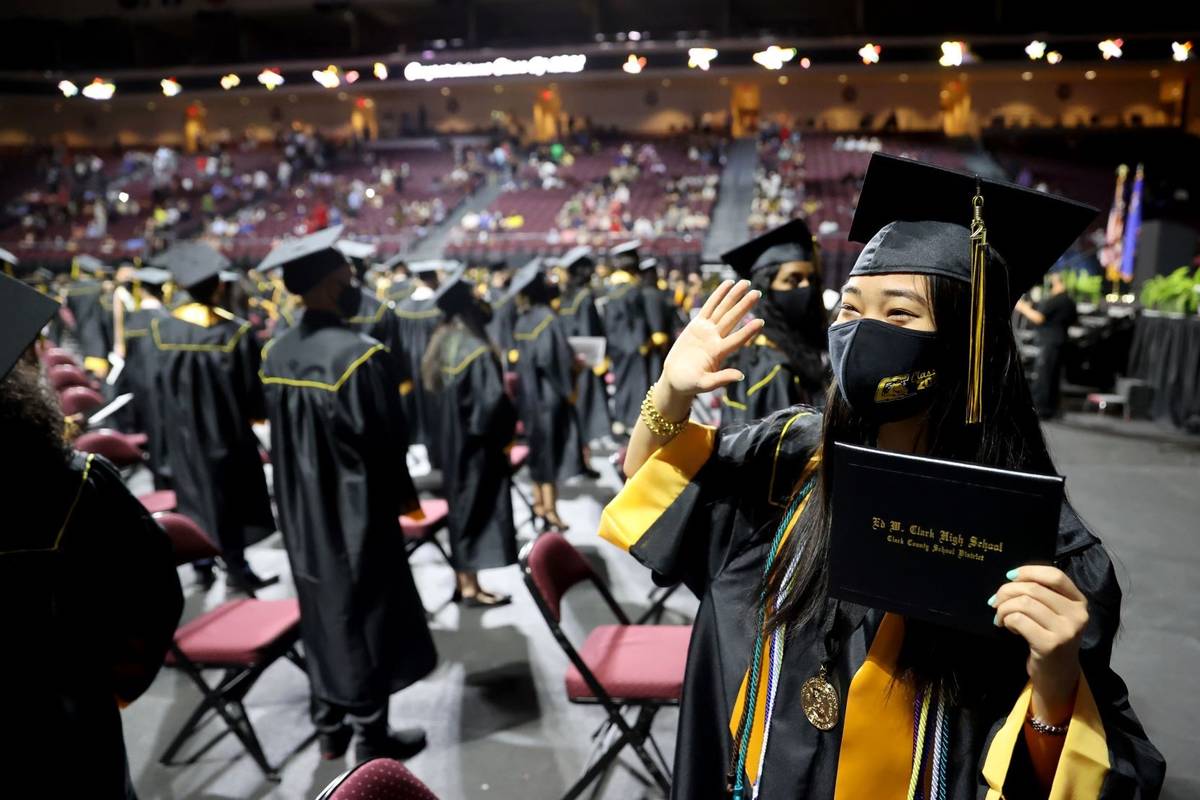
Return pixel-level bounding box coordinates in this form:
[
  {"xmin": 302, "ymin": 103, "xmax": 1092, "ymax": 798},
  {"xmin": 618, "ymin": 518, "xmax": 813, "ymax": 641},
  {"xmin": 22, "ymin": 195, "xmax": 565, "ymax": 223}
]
[
  {"xmin": 336, "ymin": 283, "xmax": 362, "ymax": 319},
  {"xmin": 827, "ymin": 318, "xmax": 940, "ymax": 423},
  {"xmin": 770, "ymin": 285, "xmax": 813, "ymax": 321}
]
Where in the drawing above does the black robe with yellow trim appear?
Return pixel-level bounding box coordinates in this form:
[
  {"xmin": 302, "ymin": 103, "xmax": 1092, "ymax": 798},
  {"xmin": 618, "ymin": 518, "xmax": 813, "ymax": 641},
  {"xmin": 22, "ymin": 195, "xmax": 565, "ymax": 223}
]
[
  {"xmin": 393, "ymin": 294, "xmax": 443, "ymax": 458},
  {"xmin": 427, "ymin": 324, "xmax": 519, "ymax": 571},
  {"xmin": 599, "ymin": 407, "xmax": 1164, "ymax": 799},
  {"xmin": 603, "ymin": 278, "xmax": 653, "ymax": 432},
  {"xmin": 511, "ymin": 304, "xmax": 587, "ymax": 483},
  {"xmin": 153, "ymin": 304, "xmax": 275, "ymax": 558},
  {"xmin": 260, "ymin": 310, "xmax": 437, "ymax": 709},
  {"xmin": 346, "ymin": 290, "xmax": 415, "ymax": 401},
  {"xmin": 557, "ymin": 284, "xmax": 612, "ymax": 443},
  {"xmin": 1, "ymin": 452, "xmax": 183, "ymax": 800},
  {"xmin": 641, "ymin": 283, "xmax": 678, "ymax": 381},
  {"xmin": 486, "ymin": 291, "xmax": 519, "ymax": 353},
  {"xmin": 115, "ymin": 305, "xmax": 173, "ymax": 488},
  {"xmin": 65, "ymin": 279, "xmax": 114, "ymax": 370},
  {"xmin": 720, "ymin": 338, "xmax": 805, "ymax": 428}
]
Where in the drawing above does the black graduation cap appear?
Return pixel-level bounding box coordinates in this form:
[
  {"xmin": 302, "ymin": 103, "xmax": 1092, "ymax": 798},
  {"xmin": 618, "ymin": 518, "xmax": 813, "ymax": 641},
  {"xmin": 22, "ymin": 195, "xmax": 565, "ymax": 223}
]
[
  {"xmin": 0, "ymin": 272, "xmax": 59, "ymax": 380},
  {"xmin": 165, "ymin": 241, "xmax": 233, "ymax": 290},
  {"xmin": 848, "ymin": 154, "xmax": 1098, "ymax": 306},
  {"xmin": 610, "ymin": 240, "xmax": 642, "ymax": 271},
  {"xmin": 74, "ymin": 254, "xmax": 107, "ymax": 276},
  {"xmin": 0, "ymin": 246, "xmax": 18, "ymax": 267},
  {"xmin": 508, "ymin": 257, "xmax": 546, "ymax": 299},
  {"xmin": 257, "ymin": 225, "xmax": 346, "ymax": 295},
  {"xmin": 408, "ymin": 259, "xmax": 454, "ymax": 276},
  {"xmin": 432, "ymin": 265, "xmax": 478, "ymax": 315},
  {"xmin": 558, "ymin": 245, "xmax": 595, "ymax": 274},
  {"xmin": 132, "ymin": 267, "xmax": 172, "ymax": 286},
  {"xmin": 721, "ymin": 218, "xmax": 816, "ymax": 281}
]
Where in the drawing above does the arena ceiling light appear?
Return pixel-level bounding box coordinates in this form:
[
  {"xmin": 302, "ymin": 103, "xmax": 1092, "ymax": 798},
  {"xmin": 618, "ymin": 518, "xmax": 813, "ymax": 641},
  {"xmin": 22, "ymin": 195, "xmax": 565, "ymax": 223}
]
[
  {"xmin": 622, "ymin": 54, "xmax": 646, "ymax": 74},
  {"xmin": 345, "ymin": 70, "xmax": 360, "ymax": 84},
  {"xmin": 1098, "ymin": 39, "xmax": 1124, "ymax": 60},
  {"xmin": 1026, "ymin": 40, "xmax": 1047, "ymax": 60},
  {"xmin": 373, "ymin": 62, "xmax": 389, "ymax": 80},
  {"xmin": 258, "ymin": 68, "xmax": 285, "ymax": 90},
  {"xmin": 1046, "ymin": 51, "xmax": 1063, "ymax": 65},
  {"xmin": 1172, "ymin": 41, "xmax": 1193, "ymax": 62},
  {"xmin": 82, "ymin": 78, "xmax": 115, "ymax": 101},
  {"xmin": 752, "ymin": 46, "xmax": 796, "ymax": 70},
  {"xmin": 687, "ymin": 47, "xmax": 718, "ymax": 70},
  {"xmin": 57, "ymin": 80, "xmax": 78, "ymax": 98},
  {"xmin": 160, "ymin": 78, "xmax": 182, "ymax": 97},
  {"xmin": 859, "ymin": 43, "xmax": 882, "ymax": 65},
  {"xmin": 313, "ymin": 65, "xmax": 341, "ymax": 89},
  {"xmin": 800, "ymin": 57, "xmax": 812, "ymax": 69},
  {"xmin": 220, "ymin": 73, "xmax": 241, "ymax": 90},
  {"xmin": 403, "ymin": 54, "xmax": 587, "ymax": 82},
  {"xmin": 939, "ymin": 41, "xmax": 967, "ymax": 67}
]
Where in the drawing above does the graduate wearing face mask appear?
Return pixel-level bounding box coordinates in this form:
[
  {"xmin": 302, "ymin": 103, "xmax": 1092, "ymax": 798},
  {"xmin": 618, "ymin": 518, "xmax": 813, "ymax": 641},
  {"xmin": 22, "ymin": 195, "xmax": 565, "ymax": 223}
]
[{"xmin": 719, "ymin": 218, "xmax": 829, "ymax": 427}]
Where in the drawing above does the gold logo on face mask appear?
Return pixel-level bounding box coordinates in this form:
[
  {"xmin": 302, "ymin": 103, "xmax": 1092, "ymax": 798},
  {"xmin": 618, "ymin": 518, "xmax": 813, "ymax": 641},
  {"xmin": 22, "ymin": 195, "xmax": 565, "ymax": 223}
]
[{"xmin": 875, "ymin": 369, "xmax": 937, "ymax": 403}]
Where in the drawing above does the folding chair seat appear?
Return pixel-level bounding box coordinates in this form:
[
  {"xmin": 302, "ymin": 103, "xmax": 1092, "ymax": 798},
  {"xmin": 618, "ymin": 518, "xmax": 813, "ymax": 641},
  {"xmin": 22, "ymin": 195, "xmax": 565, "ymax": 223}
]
[
  {"xmin": 139, "ymin": 489, "xmax": 178, "ymax": 514},
  {"xmin": 59, "ymin": 385, "xmax": 106, "ymax": 417},
  {"xmin": 401, "ymin": 497, "xmax": 452, "ymax": 566},
  {"xmin": 48, "ymin": 363, "xmax": 96, "ymax": 391},
  {"xmin": 521, "ymin": 533, "xmax": 689, "ymax": 799},
  {"xmin": 74, "ymin": 429, "xmax": 147, "ymax": 468},
  {"xmin": 316, "ymin": 758, "xmax": 439, "ymax": 800},
  {"xmin": 154, "ymin": 511, "xmax": 308, "ymax": 781}
]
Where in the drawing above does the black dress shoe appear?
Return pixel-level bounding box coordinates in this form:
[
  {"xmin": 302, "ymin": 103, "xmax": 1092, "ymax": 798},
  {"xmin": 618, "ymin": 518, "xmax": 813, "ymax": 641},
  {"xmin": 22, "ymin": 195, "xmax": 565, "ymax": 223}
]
[
  {"xmin": 319, "ymin": 726, "xmax": 353, "ymax": 760},
  {"xmin": 226, "ymin": 567, "xmax": 280, "ymax": 593},
  {"xmin": 355, "ymin": 727, "xmax": 427, "ymax": 762}
]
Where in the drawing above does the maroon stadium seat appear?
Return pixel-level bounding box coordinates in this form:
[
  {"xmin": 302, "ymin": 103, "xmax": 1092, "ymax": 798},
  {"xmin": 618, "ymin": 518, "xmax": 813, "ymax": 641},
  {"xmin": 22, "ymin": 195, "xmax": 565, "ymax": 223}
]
[
  {"xmin": 41, "ymin": 347, "xmax": 80, "ymax": 368},
  {"xmin": 59, "ymin": 385, "xmax": 105, "ymax": 417},
  {"xmin": 74, "ymin": 428, "xmax": 146, "ymax": 468},
  {"xmin": 521, "ymin": 533, "xmax": 688, "ymax": 798},
  {"xmin": 153, "ymin": 511, "xmax": 308, "ymax": 782},
  {"xmin": 139, "ymin": 490, "xmax": 177, "ymax": 514},
  {"xmin": 400, "ymin": 497, "xmax": 452, "ymax": 568},
  {"xmin": 316, "ymin": 758, "xmax": 439, "ymax": 800},
  {"xmin": 48, "ymin": 363, "xmax": 94, "ymax": 390}
]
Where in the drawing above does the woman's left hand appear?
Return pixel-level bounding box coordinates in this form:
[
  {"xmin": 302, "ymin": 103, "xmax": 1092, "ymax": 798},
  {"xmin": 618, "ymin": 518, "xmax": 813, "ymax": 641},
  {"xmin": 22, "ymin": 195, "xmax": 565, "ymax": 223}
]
[{"xmin": 990, "ymin": 565, "xmax": 1089, "ymax": 723}]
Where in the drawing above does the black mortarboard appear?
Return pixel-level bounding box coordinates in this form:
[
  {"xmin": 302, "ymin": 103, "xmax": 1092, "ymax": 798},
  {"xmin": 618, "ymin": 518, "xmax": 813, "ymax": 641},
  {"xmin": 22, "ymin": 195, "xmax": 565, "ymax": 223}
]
[
  {"xmin": 409, "ymin": 259, "xmax": 454, "ymax": 276},
  {"xmin": 132, "ymin": 267, "xmax": 172, "ymax": 286},
  {"xmin": 257, "ymin": 225, "xmax": 346, "ymax": 295},
  {"xmin": 0, "ymin": 271, "xmax": 59, "ymax": 380},
  {"xmin": 721, "ymin": 218, "xmax": 816, "ymax": 281},
  {"xmin": 508, "ymin": 257, "xmax": 546, "ymax": 299},
  {"xmin": 335, "ymin": 239, "xmax": 377, "ymax": 261},
  {"xmin": 848, "ymin": 154, "xmax": 1097, "ymax": 306},
  {"xmin": 432, "ymin": 265, "xmax": 477, "ymax": 315},
  {"xmin": 559, "ymin": 246, "xmax": 595, "ymax": 274},
  {"xmin": 0, "ymin": 247, "xmax": 18, "ymax": 267},
  {"xmin": 74, "ymin": 254, "xmax": 107, "ymax": 276},
  {"xmin": 848, "ymin": 153, "xmax": 1097, "ymax": 423},
  {"xmin": 166, "ymin": 241, "xmax": 233, "ymax": 290},
  {"xmin": 610, "ymin": 240, "xmax": 641, "ymax": 271}
]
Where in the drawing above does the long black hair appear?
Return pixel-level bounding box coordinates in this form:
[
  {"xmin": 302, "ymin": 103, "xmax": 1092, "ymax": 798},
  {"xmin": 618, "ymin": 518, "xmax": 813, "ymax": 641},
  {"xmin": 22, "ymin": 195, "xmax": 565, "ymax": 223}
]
[
  {"xmin": 762, "ymin": 264, "xmax": 1052, "ymax": 703},
  {"xmin": 749, "ymin": 262, "xmax": 829, "ymax": 396},
  {"xmin": 420, "ymin": 298, "xmax": 494, "ymax": 393}
]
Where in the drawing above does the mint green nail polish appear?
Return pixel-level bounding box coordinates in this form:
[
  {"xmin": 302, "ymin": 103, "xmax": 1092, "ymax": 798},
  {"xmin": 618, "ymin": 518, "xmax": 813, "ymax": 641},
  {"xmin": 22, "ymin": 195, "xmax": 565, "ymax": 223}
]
[
  {"xmin": 1006, "ymin": 568, "xmax": 1020, "ymax": 581},
  {"xmin": 993, "ymin": 613, "xmax": 1001, "ymax": 627},
  {"xmin": 986, "ymin": 594, "xmax": 997, "ymax": 608}
]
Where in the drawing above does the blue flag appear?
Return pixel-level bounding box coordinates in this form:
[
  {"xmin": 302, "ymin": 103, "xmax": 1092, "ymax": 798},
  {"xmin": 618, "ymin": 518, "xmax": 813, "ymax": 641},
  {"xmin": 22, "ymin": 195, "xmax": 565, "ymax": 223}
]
[{"xmin": 1119, "ymin": 164, "xmax": 1144, "ymax": 280}]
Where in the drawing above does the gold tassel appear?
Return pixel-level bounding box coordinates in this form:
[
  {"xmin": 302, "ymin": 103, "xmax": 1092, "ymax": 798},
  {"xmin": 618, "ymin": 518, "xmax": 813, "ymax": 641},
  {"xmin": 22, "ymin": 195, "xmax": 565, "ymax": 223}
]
[
  {"xmin": 966, "ymin": 181, "xmax": 987, "ymax": 424},
  {"xmin": 811, "ymin": 234, "xmax": 823, "ymax": 281},
  {"xmin": 132, "ymin": 279, "xmax": 143, "ymax": 310},
  {"xmin": 163, "ymin": 281, "xmax": 176, "ymax": 308},
  {"xmin": 71, "ymin": 257, "xmax": 80, "ymax": 280}
]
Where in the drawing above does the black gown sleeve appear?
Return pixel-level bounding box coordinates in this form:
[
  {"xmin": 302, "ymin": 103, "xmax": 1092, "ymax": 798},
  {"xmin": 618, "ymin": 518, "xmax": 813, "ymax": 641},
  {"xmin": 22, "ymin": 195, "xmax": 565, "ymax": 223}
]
[{"xmin": 343, "ymin": 350, "xmax": 419, "ymax": 517}]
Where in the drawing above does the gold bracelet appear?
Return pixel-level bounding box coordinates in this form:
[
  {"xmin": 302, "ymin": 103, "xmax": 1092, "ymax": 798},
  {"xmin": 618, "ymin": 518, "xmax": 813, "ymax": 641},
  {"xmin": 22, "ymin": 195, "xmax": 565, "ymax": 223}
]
[{"xmin": 640, "ymin": 383, "xmax": 689, "ymax": 439}]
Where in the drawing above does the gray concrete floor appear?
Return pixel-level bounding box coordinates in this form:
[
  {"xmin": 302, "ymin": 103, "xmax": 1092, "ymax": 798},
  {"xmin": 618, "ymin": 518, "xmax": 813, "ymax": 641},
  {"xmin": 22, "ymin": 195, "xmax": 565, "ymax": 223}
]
[{"xmin": 121, "ymin": 419, "xmax": 1198, "ymax": 799}]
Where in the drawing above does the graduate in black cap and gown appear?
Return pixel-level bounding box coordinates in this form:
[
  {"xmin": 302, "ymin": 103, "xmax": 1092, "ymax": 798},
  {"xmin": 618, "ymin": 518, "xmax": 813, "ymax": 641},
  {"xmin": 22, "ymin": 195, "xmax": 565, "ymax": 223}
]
[
  {"xmin": 393, "ymin": 260, "xmax": 447, "ymax": 460},
  {"xmin": 719, "ymin": 219, "xmax": 830, "ymax": 425},
  {"xmin": 600, "ymin": 154, "xmax": 1163, "ymax": 799},
  {"xmin": 114, "ymin": 266, "xmax": 174, "ymax": 488},
  {"xmin": 258, "ymin": 227, "xmax": 436, "ymax": 762},
  {"xmin": 555, "ymin": 246, "xmax": 613, "ymax": 443},
  {"xmin": 64, "ymin": 255, "xmax": 115, "ymax": 376},
  {"xmin": 419, "ymin": 268, "xmax": 518, "ymax": 606},
  {"xmin": 510, "ymin": 258, "xmax": 587, "ymax": 529},
  {"xmin": 154, "ymin": 241, "xmax": 277, "ymax": 591},
  {"xmin": 0, "ymin": 272, "xmax": 183, "ymax": 800},
  {"xmin": 603, "ymin": 242, "xmax": 654, "ymax": 435},
  {"xmin": 485, "ymin": 259, "xmax": 519, "ymax": 353}
]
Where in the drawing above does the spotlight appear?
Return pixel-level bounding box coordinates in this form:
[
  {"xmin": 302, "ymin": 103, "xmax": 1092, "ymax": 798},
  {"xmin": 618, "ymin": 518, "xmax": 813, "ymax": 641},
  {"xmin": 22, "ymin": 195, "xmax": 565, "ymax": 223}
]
[
  {"xmin": 1046, "ymin": 51, "xmax": 1063, "ymax": 65},
  {"xmin": 313, "ymin": 66, "xmax": 340, "ymax": 89},
  {"xmin": 82, "ymin": 78, "xmax": 115, "ymax": 101},
  {"xmin": 622, "ymin": 54, "xmax": 646, "ymax": 74},
  {"xmin": 752, "ymin": 46, "xmax": 797, "ymax": 70},
  {"xmin": 160, "ymin": 78, "xmax": 182, "ymax": 97},
  {"xmin": 373, "ymin": 62, "xmax": 389, "ymax": 79},
  {"xmin": 859, "ymin": 43, "xmax": 882, "ymax": 65},
  {"xmin": 939, "ymin": 42, "xmax": 967, "ymax": 68},
  {"xmin": 687, "ymin": 47, "xmax": 718, "ymax": 70},
  {"xmin": 220, "ymin": 73, "xmax": 241, "ymax": 90},
  {"xmin": 1172, "ymin": 41, "xmax": 1193, "ymax": 62},
  {"xmin": 1098, "ymin": 39, "xmax": 1123, "ymax": 60},
  {"xmin": 1085, "ymin": 70, "xmax": 1097, "ymax": 80},
  {"xmin": 800, "ymin": 57, "xmax": 812, "ymax": 69},
  {"xmin": 258, "ymin": 69, "xmax": 285, "ymax": 90},
  {"xmin": 57, "ymin": 80, "xmax": 78, "ymax": 98},
  {"xmin": 1026, "ymin": 41, "xmax": 1047, "ymax": 60}
]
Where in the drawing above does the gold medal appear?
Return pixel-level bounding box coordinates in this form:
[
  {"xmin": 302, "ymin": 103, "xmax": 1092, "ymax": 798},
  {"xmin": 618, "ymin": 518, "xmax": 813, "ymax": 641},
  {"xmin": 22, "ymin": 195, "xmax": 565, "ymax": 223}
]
[{"xmin": 800, "ymin": 666, "xmax": 839, "ymax": 731}]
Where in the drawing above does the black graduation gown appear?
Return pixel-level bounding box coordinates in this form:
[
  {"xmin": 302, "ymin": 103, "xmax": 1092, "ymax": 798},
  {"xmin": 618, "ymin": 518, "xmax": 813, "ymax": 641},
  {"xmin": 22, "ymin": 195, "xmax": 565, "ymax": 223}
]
[
  {"xmin": 152, "ymin": 305, "xmax": 275, "ymax": 557},
  {"xmin": 261, "ymin": 311, "xmax": 437, "ymax": 709},
  {"xmin": 427, "ymin": 325, "xmax": 519, "ymax": 571},
  {"xmin": 393, "ymin": 295, "xmax": 443, "ymax": 456},
  {"xmin": 343, "ymin": 289, "xmax": 416, "ymax": 400},
  {"xmin": 116, "ymin": 306, "xmax": 173, "ymax": 487},
  {"xmin": 558, "ymin": 285, "xmax": 612, "ymax": 443},
  {"xmin": 512, "ymin": 304, "xmax": 587, "ymax": 483},
  {"xmin": 1, "ymin": 453, "xmax": 183, "ymax": 800},
  {"xmin": 599, "ymin": 407, "xmax": 1165, "ymax": 799},
  {"xmin": 65, "ymin": 279, "xmax": 114, "ymax": 362},
  {"xmin": 486, "ymin": 291, "xmax": 519, "ymax": 353},
  {"xmin": 720, "ymin": 340, "xmax": 805, "ymax": 428},
  {"xmin": 603, "ymin": 280, "xmax": 653, "ymax": 431},
  {"xmin": 641, "ymin": 283, "xmax": 678, "ymax": 379}
]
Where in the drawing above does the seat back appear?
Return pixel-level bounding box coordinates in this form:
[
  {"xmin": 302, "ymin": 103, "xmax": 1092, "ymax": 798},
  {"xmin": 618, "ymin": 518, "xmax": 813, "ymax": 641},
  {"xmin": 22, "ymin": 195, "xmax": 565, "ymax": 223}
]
[
  {"xmin": 520, "ymin": 533, "xmax": 599, "ymax": 623},
  {"xmin": 59, "ymin": 385, "xmax": 105, "ymax": 417},
  {"xmin": 48, "ymin": 363, "xmax": 92, "ymax": 391},
  {"xmin": 317, "ymin": 758, "xmax": 439, "ymax": 800},
  {"xmin": 154, "ymin": 512, "xmax": 222, "ymax": 566},
  {"xmin": 74, "ymin": 429, "xmax": 145, "ymax": 467}
]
